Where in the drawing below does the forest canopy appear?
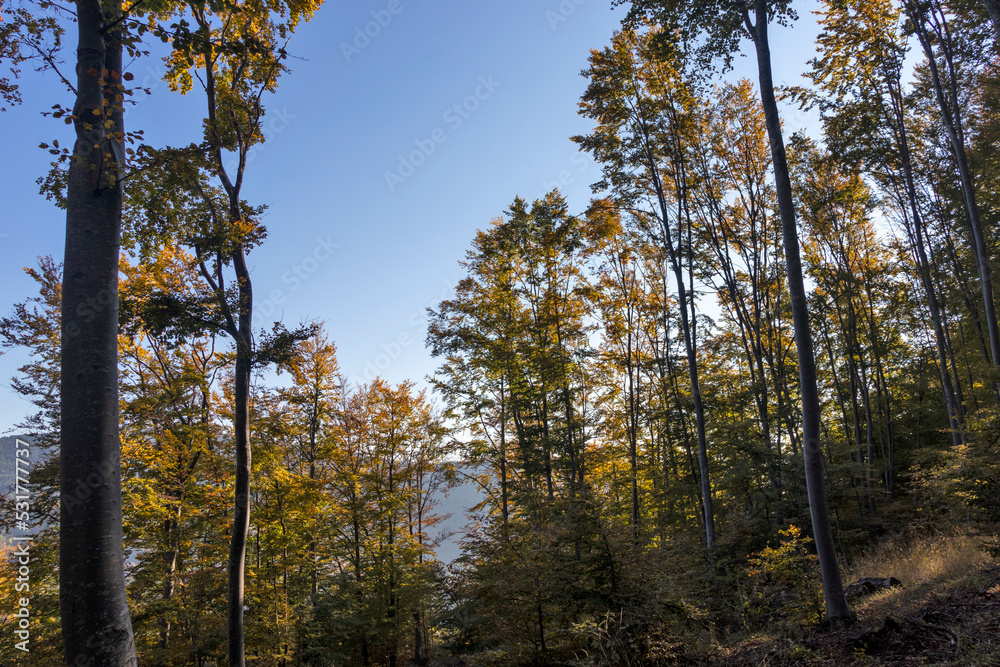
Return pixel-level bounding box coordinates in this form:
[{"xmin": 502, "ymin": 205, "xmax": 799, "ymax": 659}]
[{"xmin": 1, "ymin": 0, "xmax": 1000, "ymax": 665}]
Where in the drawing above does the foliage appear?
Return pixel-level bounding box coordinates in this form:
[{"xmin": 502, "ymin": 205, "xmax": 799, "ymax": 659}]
[
  {"xmin": 744, "ymin": 525, "xmax": 824, "ymax": 632},
  {"xmin": 0, "ymin": 0, "xmax": 64, "ymax": 110},
  {"xmin": 6, "ymin": 0, "xmax": 1000, "ymax": 662}
]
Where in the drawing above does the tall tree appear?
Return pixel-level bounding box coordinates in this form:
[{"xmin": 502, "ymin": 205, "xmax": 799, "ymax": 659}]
[
  {"xmin": 574, "ymin": 30, "xmax": 716, "ymax": 549},
  {"xmin": 800, "ymin": 0, "xmax": 965, "ymax": 446},
  {"xmin": 690, "ymin": 79, "xmax": 793, "ymax": 508},
  {"xmin": 119, "ymin": 249, "xmax": 233, "ymax": 662},
  {"xmin": 586, "ymin": 205, "xmax": 647, "ymax": 539},
  {"xmin": 59, "ymin": 0, "xmax": 137, "ymax": 659},
  {"xmin": 123, "ymin": 0, "xmax": 322, "ymax": 662},
  {"xmin": 621, "ymin": 0, "xmax": 852, "ymax": 622},
  {"xmin": 901, "ymin": 0, "xmax": 1000, "ymax": 398}
]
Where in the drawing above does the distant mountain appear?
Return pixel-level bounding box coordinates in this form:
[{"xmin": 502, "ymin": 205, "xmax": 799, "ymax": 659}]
[
  {"xmin": 0, "ymin": 435, "xmax": 27, "ymax": 497},
  {"xmin": 0, "ymin": 435, "xmax": 39, "ymax": 545},
  {"xmin": 0, "ymin": 434, "xmax": 44, "ymax": 500}
]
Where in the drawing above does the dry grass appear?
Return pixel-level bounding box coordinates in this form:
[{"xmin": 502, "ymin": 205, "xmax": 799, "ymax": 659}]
[
  {"xmin": 710, "ymin": 528, "xmax": 1000, "ymax": 666},
  {"xmin": 844, "ymin": 529, "xmax": 995, "ymax": 622}
]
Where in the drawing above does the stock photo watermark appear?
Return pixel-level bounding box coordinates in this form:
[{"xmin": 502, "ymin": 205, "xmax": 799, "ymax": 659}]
[
  {"xmin": 533, "ymin": 152, "xmax": 593, "ymax": 200},
  {"xmin": 10, "ymin": 438, "xmax": 33, "ymax": 653},
  {"xmin": 223, "ymin": 107, "xmax": 297, "ymax": 175},
  {"xmin": 340, "ymin": 0, "xmax": 414, "ymax": 63},
  {"xmin": 350, "ymin": 277, "xmax": 458, "ymax": 385},
  {"xmin": 546, "ymin": 0, "xmax": 589, "ymax": 30},
  {"xmin": 384, "ymin": 75, "xmax": 502, "ymax": 192},
  {"xmin": 258, "ymin": 234, "xmax": 341, "ymax": 318}
]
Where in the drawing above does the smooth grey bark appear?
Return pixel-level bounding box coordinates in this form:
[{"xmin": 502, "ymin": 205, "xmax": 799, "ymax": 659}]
[
  {"xmin": 888, "ymin": 85, "xmax": 964, "ymax": 447},
  {"xmin": 193, "ymin": 126, "xmax": 255, "ymax": 667},
  {"xmin": 984, "ymin": 0, "xmax": 1000, "ymax": 40},
  {"xmin": 642, "ymin": 124, "xmax": 716, "ymax": 551},
  {"xmin": 906, "ymin": 0, "xmax": 1000, "ymax": 399},
  {"xmin": 228, "ymin": 335, "xmax": 253, "ymax": 667},
  {"xmin": 60, "ymin": 0, "xmax": 137, "ymax": 664},
  {"xmin": 740, "ymin": 0, "xmax": 852, "ymax": 622}
]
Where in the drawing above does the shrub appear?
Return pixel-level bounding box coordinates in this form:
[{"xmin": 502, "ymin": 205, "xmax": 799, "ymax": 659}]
[{"xmin": 743, "ymin": 525, "xmax": 824, "ymax": 633}]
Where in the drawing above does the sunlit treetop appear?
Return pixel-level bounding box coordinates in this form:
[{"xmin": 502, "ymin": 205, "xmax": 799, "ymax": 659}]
[
  {"xmin": 617, "ymin": 0, "xmax": 798, "ymax": 74},
  {"xmin": 0, "ymin": 0, "xmax": 65, "ymax": 110}
]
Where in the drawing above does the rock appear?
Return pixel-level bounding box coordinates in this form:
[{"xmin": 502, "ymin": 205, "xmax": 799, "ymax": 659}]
[
  {"xmin": 845, "ymin": 576, "xmax": 902, "ymax": 599},
  {"xmin": 853, "ymin": 615, "xmax": 958, "ymax": 657}
]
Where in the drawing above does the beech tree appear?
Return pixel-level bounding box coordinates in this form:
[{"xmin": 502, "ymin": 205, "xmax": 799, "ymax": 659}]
[
  {"xmin": 118, "ymin": 249, "xmax": 232, "ymax": 661},
  {"xmin": 59, "ymin": 0, "xmax": 138, "ymax": 659},
  {"xmin": 9, "ymin": 0, "xmax": 1000, "ymax": 662},
  {"xmin": 799, "ymin": 0, "xmax": 966, "ymax": 446},
  {"xmin": 575, "ymin": 30, "xmax": 717, "ymax": 549},
  {"xmin": 621, "ymin": 0, "xmax": 852, "ymax": 622},
  {"xmin": 122, "ymin": 0, "xmax": 321, "ymax": 659},
  {"xmin": 901, "ymin": 0, "xmax": 1000, "ymax": 400},
  {"xmin": 689, "ymin": 79, "xmax": 795, "ymax": 508}
]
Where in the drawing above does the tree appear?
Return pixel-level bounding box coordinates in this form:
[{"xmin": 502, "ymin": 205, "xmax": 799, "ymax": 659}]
[
  {"xmin": 690, "ymin": 79, "xmax": 796, "ymax": 514},
  {"xmin": 428, "ymin": 217, "xmax": 525, "ymax": 529},
  {"xmin": 0, "ymin": 0, "xmax": 64, "ymax": 110},
  {"xmin": 122, "ymin": 0, "xmax": 322, "ymax": 661},
  {"xmin": 574, "ymin": 30, "xmax": 717, "ymax": 549},
  {"xmin": 118, "ymin": 249, "xmax": 232, "ymax": 662},
  {"xmin": 431, "ymin": 192, "xmax": 592, "ymax": 507},
  {"xmin": 901, "ymin": 0, "xmax": 1000, "ymax": 401},
  {"xmin": 59, "ymin": 0, "xmax": 137, "ymax": 658},
  {"xmin": 317, "ymin": 378, "xmax": 451, "ymax": 666},
  {"xmin": 0, "ymin": 259, "xmax": 65, "ymax": 664},
  {"xmin": 586, "ymin": 205, "xmax": 647, "ymax": 539},
  {"xmin": 986, "ymin": 0, "xmax": 1000, "ymax": 40},
  {"xmin": 799, "ymin": 0, "xmax": 966, "ymax": 447},
  {"xmin": 792, "ymin": 135, "xmax": 901, "ymax": 510},
  {"xmin": 621, "ymin": 0, "xmax": 853, "ymax": 622},
  {"xmin": 275, "ymin": 330, "xmax": 341, "ymax": 612}
]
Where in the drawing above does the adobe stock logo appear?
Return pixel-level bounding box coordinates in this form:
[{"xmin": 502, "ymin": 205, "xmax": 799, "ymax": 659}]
[
  {"xmin": 546, "ymin": 0, "xmax": 589, "ymax": 30},
  {"xmin": 340, "ymin": 0, "xmax": 414, "ymax": 63},
  {"xmin": 257, "ymin": 235, "xmax": 341, "ymax": 318},
  {"xmin": 349, "ymin": 277, "xmax": 459, "ymax": 385},
  {"xmin": 383, "ymin": 75, "xmax": 501, "ymax": 192}
]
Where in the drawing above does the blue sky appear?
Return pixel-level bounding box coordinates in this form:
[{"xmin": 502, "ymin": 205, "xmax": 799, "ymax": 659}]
[
  {"xmin": 0, "ymin": 3, "xmax": 825, "ymax": 549},
  {"xmin": 0, "ymin": 1, "xmax": 824, "ymax": 427}
]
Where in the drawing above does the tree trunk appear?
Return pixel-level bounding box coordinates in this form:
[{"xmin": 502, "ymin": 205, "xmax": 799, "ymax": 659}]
[
  {"xmin": 984, "ymin": 0, "xmax": 1000, "ymax": 41},
  {"xmin": 642, "ymin": 128, "xmax": 715, "ymax": 550},
  {"xmin": 908, "ymin": 1, "xmax": 1000, "ymax": 399},
  {"xmin": 891, "ymin": 92, "xmax": 963, "ymax": 447},
  {"xmin": 228, "ymin": 336, "xmax": 252, "ymax": 666},
  {"xmin": 160, "ymin": 517, "xmax": 179, "ymax": 650},
  {"xmin": 225, "ymin": 241, "xmax": 254, "ymax": 666},
  {"xmin": 60, "ymin": 0, "xmax": 137, "ymax": 662},
  {"xmin": 627, "ymin": 341, "xmax": 640, "ymax": 541},
  {"xmin": 745, "ymin": 0, "xmax": 852, "ymax": 622},
  {"xmin": 500, "ymin": 378, "xmax": 509, "ymax": 529}
]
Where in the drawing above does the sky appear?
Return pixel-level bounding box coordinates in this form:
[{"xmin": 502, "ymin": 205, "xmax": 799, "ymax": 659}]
[{"xmin": 0, "ymin": 0, "xmax": 825, "ymax": 557}]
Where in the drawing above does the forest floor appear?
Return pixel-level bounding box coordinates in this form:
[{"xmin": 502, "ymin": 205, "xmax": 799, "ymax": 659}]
[{"xmin": 709, "ymin": 532, "xmax": 1000, "ymax": 666}]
